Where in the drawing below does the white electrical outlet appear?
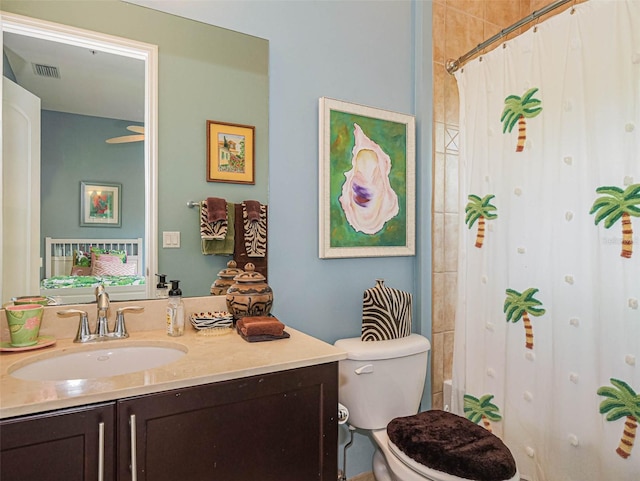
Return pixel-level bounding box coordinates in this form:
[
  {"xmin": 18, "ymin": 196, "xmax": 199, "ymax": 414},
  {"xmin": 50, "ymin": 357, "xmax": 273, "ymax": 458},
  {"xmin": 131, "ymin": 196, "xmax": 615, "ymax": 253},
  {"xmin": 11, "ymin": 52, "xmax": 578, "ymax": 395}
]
[{"xmin": 162, "ymin": 231, "xmax": 180, "ymax": 248}]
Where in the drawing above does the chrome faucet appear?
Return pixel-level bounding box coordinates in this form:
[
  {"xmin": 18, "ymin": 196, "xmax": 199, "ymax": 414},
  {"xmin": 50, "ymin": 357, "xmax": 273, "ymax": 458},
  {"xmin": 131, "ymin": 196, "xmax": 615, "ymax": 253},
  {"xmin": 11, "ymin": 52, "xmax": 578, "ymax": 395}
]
[
  {"xmin": 57, "ymin": 286, "xmax": 144, "ymax": 343},
  {"xmin": 95, "ymin": 285, "xmax": 110, "ymax": 337},
  {"xmin": 58, "ymin": 308, "xmax": 92, "ymax": 343}
]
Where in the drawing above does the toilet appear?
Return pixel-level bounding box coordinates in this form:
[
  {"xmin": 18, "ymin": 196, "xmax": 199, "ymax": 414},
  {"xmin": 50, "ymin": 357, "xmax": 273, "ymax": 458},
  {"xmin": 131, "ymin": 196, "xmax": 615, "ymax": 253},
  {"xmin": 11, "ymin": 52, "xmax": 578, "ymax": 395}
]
[{"xmin": 334, "ymin": 334, "xmax": 519, "ymax": 481}]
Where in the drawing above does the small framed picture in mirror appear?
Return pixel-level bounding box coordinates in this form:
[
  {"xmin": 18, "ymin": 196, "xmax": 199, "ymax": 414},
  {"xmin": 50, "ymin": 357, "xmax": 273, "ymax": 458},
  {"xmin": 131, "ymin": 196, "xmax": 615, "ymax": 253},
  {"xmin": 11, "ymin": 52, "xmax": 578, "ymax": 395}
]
[
  {"xmin": 80, "ymin": 181, "xmax": 121, "ymax": 227},
  {"xmin": 206, "ymin": 120, "xmax": 255, "ymax": 184}
]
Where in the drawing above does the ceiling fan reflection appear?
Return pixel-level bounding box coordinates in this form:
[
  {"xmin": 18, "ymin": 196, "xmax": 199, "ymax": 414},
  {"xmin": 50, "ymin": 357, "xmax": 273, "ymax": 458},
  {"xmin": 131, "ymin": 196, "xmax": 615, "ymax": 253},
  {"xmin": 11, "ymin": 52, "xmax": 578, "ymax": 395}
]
[{"xmin": 106, "ymin": 125, "xmax": 144, "ymax": 144}]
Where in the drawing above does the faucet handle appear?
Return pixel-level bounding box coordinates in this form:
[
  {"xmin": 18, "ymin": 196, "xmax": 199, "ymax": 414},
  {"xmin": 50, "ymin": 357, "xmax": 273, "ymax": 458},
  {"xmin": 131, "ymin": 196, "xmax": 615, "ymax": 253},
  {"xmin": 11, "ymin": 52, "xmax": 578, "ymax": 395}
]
[
  {"xmin": 113, "ymin": 306, "xmax": 144, "ymax": 338},
  {"xmin": 95, "ymin": 285, "xmax": 110, "ymax": 309},
  {"xmin": 57, "ymin": 309, "xmax": 91, "ymax": 343}
]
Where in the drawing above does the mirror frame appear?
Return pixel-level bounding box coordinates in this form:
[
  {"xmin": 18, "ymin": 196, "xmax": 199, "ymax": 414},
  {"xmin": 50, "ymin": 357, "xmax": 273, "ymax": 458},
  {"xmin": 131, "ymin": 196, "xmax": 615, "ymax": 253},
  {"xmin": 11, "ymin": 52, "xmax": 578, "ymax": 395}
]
[{"xmin": 1, "ymin": 11, "xmax": 158, "ymax": 299}]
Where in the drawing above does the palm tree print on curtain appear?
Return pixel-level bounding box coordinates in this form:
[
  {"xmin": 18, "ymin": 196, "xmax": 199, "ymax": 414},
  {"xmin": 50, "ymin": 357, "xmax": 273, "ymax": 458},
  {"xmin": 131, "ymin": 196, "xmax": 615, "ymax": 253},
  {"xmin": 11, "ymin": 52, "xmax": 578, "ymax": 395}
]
[
  {"xmin": 504, "ymin": 287, "xmax": 546, "ymax": 350},
  {"xmin": 465, "ymin": 194, "xmax": 498, "ymax": 248},
  {"xmin": 501, "ymin": 87, "xmax": 542, "ymax": 152},
  {"xmin": 590, "ymin": 184, "xmax": 640, "ymax": 259},
  {"xmin": 597, "ymin": 378, "xmax": 640, "ymax": 459},
  {"xmin": 464, "ymin": 393, "xmax": 502, "ymax": 433}
]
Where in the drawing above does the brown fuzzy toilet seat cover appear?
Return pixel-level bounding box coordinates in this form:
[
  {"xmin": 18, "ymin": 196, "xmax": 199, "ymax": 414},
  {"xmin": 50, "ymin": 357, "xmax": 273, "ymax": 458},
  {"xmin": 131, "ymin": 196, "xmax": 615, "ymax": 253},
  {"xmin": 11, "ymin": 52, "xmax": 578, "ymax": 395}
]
[{"xmin": 387, "ymin": 410, "xmax": 517, "ymax": 481}]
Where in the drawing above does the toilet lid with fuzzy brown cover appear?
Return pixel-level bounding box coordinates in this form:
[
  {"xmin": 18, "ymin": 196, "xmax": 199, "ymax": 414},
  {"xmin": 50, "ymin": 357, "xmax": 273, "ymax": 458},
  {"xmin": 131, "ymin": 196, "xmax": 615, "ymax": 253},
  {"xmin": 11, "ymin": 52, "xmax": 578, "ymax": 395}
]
[{"xmin": 387, "ymin": 410, "xmax": 517, "ymax": 481}]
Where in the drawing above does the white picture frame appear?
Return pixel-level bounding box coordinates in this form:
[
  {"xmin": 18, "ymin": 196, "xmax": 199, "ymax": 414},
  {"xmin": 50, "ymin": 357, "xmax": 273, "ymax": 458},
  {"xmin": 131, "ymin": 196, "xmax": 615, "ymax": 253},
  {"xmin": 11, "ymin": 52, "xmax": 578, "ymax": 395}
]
[{"xmin": 318, "ymin": 97, "xmax": 415, "ymax": 259}]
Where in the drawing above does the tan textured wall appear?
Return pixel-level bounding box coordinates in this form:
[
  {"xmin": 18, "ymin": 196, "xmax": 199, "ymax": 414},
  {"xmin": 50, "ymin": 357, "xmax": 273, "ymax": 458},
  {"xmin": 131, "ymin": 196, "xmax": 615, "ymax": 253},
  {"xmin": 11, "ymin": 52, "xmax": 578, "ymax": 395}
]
[{"xmin": 430, "ymin": 0, "xmax": 584, "ymax": 409}]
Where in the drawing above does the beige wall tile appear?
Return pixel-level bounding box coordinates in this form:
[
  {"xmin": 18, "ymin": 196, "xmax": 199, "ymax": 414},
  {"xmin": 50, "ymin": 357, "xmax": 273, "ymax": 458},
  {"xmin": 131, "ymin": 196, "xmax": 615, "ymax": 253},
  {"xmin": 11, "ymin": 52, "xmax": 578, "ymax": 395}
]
[
  {"xmin": 433, "ymin": 152, "xmax": 446, "ymax": 214},
  {"xmin": 445, "ymin": 126, "xmax": 459, "ymax": 154},
  {"xmin": 485, "ymin": 0, "xmax": 522, "ymax": 27},
  {"xmin": 444, "ymin": 152, "xmax": 459, "ymax": 214},
  {"xmin": 433, "ymin": 1, "xmax": 446, "ymax": 65},
  {"xmin": 443, "ymin": 330, "xmax": 455, "ymax": 381},
  {"xmin": 447, "ymin": 0, "xmax": 484, "ymax": 19},
  {"xmin": 434, "ymin": 121, "xmax": 446, "ymax": 155},
  {"xmin": 432, "ymin": 391, "xmax": 444, "ymax": 410},
  {"xmin": 443, "ymin": 213, "xmax": 459, "ymax": 272},
  {"xmin": 433, "ymin": 63, "xmax": 446, "ymax": 123},
  {"xmin": 444, "ymin": 272, "xmax": 458, "ymax": 331},
  {"xmin": 432, "ymin": 212, "xmax": 445, "ymax": 271},
  {"xmin": 445, "ymin": 8, "xmax": 484, "ymax": 62},
  {"xmin": 444, "ymin": 73, "xmax": 459, "ymax": 126},
  {"xmin": 432, "ymin": 332, "xmax": 444, "ymax": 389},
  {"xmin": 432, "ymin": 272, "xmax": 446, "ymax": 332},
  {"xmin": 529, "ymin": 0, "xmax": 547, "ymax": 10}
]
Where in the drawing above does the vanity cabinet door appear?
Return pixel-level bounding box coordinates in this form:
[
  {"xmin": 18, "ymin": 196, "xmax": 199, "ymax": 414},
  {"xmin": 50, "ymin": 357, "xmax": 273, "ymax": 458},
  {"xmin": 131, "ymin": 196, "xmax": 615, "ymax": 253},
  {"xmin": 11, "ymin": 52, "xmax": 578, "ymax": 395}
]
[
  {"xmin": 0, "ymin": 402, "xmax": 116, "ymax": 481},
  {"xmin": 117, "ymin": 362, "xmax": 338, "ymax": 481}
]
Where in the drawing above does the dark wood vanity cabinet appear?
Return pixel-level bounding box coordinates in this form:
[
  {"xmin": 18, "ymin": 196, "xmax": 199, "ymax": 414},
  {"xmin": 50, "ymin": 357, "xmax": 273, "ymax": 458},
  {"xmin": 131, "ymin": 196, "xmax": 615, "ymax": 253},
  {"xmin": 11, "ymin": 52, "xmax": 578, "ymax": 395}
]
[
  {"xmin": 0, "ymin": 402, "xmax": 116, "ymax": 481},
  {"xmin": 1, "ymin": 362, "xmax": 338, "ymax": 481},
  {"xmin": 119, "ymin": 362, "xmax": 338, "ymax": 481}
]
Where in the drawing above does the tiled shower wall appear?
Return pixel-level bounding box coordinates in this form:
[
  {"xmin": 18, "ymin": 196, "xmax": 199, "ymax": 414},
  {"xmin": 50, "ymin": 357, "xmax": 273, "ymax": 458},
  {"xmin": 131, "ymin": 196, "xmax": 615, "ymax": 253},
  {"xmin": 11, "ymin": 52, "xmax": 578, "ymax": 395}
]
[{"xmin": 430, "ymin": 0, "xmax": 584, "ymax": 409}]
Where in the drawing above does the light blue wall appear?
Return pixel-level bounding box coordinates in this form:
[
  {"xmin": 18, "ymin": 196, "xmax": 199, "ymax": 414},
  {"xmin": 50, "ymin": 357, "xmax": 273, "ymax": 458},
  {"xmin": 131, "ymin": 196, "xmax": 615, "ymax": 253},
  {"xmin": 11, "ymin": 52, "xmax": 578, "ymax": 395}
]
[
  {"xmin": 6, "ymin": 0, "xmax": 434, "ymax": 477},
  {"xmin": 40, "ymin": 111, "xmax": 145, "ymax": 240},
  {"xmin": 132, "ymin": 1, "xmax": 434, "ymax": 477}
]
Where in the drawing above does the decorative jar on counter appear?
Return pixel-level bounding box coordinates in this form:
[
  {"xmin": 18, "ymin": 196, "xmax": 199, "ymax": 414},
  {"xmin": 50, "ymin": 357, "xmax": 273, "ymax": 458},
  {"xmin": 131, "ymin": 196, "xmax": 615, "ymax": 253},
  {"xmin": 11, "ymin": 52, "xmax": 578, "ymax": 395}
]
[
  {"xmin": 210, "ymin": 260, "xmax": 244, "ymax": 296},
  {"xmin": 226, "ymin": 263, "xmax": 273, "ymax": 319}
]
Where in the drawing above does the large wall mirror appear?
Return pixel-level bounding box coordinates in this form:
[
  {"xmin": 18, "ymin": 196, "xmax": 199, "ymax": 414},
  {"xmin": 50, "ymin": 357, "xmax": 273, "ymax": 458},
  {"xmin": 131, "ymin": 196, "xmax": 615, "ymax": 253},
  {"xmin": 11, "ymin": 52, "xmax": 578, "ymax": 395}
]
[
  {"xmin": 2, "ymin": 12, "xmax": 158, "ymax": 305},
  {"xmin": 1, "ymin": 1, "xmax": 269, "ymax": 305}
]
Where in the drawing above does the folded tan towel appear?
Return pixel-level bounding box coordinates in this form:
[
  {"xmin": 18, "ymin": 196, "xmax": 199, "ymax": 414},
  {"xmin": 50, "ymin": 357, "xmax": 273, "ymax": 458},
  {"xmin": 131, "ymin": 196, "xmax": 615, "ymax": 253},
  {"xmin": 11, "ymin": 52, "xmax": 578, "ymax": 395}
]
[
  {"xmin": 237, "ymin": 316, "xmax": 285, "ymax": 337},
  {"xmin": 207, "ymin": 197, "xmax": 227, "ymax": 223},
  {"xmin": 237, "ymin": 329, "xmax": 290, "ymax": 343}
]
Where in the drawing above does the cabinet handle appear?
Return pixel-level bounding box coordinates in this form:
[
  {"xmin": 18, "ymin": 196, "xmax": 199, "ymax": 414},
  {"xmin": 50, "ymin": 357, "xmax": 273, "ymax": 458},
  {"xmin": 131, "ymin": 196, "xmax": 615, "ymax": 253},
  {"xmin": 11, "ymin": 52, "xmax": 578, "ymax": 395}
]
[
  {"xmin": 130, "ymin": 414, "xmax": 137, "ymax": 481},
  {"xmin": 98, "ymin": 422, "xmax": 104, "ymax": 481}
]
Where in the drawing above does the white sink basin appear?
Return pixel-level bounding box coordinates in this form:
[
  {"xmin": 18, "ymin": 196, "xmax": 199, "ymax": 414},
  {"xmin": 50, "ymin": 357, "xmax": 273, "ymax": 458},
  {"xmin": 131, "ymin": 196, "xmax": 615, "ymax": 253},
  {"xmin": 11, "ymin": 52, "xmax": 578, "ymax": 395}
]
[{"xmin": 10, "ymin": 343, "xmax": 187, "ymax": 381}]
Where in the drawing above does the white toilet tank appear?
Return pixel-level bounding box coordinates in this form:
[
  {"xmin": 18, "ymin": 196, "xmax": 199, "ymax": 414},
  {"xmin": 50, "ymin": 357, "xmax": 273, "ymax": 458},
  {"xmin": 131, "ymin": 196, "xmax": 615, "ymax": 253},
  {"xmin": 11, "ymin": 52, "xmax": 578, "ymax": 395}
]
[{"xmin": 334, "ymin": 334, "xmax": 430, "ymax": 430}]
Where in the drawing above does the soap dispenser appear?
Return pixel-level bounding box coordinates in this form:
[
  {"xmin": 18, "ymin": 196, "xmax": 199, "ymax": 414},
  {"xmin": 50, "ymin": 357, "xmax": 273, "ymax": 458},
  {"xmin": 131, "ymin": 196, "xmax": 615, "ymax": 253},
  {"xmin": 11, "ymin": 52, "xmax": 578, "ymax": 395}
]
[
  {"xmin": 156, "ymin": 274, "xmax": 169, "ymax": 299},
  {"xmin": 166, "ymin": 280, "xmax": 185, "ymax": 337}
]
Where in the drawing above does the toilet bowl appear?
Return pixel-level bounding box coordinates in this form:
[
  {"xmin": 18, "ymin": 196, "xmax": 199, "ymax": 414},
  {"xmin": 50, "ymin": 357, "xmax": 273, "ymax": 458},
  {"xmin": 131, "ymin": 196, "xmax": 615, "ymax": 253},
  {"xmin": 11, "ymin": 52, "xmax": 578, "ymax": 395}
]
[
  {"xmin": 334, "ymin": 334, "xmax": 518, "ymax": 481},
  {"xmin": 371, "ymin": 429, "xmax": 519, "ymax": 481}
]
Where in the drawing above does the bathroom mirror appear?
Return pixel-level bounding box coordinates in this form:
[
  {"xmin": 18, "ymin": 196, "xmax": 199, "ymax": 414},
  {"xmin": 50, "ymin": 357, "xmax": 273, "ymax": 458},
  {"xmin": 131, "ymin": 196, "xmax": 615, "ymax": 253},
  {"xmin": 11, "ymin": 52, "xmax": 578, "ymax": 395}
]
[
  {"xmin": 1, "ymin": 1, "xmax": 269, "ymax": 304},
  {"xmin": 2, "ymin": 12, "xmax": 157, "ymax": 306}
]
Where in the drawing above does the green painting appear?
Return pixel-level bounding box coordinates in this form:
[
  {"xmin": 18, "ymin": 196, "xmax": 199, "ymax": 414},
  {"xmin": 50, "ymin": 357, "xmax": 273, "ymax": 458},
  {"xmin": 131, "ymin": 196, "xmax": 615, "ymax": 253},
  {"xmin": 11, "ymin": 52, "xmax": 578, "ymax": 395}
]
[{"xmin": 328, "ymin": 109, "xmax": 407, "ymax": 248}]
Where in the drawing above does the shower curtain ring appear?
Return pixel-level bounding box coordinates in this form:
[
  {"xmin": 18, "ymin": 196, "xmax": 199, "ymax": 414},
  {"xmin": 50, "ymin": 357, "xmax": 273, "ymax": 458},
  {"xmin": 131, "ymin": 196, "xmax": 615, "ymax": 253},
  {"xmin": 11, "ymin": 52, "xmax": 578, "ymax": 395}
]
[{"xmin": 478, "ymin": 46, "xmax": 487, "ymax": 63}]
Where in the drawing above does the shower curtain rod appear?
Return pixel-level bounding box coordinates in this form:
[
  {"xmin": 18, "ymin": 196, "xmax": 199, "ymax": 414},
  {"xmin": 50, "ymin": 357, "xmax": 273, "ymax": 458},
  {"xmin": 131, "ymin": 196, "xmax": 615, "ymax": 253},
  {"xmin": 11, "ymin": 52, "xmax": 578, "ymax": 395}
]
[{"xmin": 446, "ymin": 0, "xmax": 573, "ymax": 74}]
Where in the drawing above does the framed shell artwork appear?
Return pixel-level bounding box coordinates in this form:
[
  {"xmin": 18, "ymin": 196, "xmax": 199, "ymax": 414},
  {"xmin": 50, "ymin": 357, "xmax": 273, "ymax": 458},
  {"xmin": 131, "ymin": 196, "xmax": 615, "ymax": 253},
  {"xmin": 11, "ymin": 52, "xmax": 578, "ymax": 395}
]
[{"xmin": 318, "ymin": 97, "xmax": 415, "ymax": 258}]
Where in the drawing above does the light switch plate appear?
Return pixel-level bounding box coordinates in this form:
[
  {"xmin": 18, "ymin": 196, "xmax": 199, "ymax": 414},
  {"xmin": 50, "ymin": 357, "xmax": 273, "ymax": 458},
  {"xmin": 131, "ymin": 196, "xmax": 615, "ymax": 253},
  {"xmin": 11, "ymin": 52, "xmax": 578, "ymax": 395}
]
[{"xmin": 162, "ymin": 231, "xmax": 180, "ymax": 248}]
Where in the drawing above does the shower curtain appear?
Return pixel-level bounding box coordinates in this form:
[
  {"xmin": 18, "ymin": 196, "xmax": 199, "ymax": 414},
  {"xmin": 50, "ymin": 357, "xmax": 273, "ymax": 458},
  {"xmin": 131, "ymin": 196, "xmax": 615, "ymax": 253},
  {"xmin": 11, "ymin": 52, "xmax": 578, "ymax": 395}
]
[{"xmin": 451, "ymin": 1, "xmax": 639, "ymax": 480}]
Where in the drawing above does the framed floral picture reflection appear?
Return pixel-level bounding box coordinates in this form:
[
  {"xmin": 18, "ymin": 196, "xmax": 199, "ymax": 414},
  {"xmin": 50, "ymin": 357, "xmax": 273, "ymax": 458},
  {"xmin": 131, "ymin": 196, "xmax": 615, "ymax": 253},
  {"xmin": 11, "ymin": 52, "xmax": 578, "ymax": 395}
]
[{"xmin": 80, "ymin": 181, "xmax": 121, "ymax": 227}]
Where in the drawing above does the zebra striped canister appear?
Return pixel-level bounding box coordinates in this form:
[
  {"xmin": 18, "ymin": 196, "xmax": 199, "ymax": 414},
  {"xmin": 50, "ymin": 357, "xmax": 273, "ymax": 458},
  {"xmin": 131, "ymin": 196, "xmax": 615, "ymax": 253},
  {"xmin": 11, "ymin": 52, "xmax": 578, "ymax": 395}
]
[{"xmin": 361, "ymin": 279, "xmax": 412, "ymax": 341}]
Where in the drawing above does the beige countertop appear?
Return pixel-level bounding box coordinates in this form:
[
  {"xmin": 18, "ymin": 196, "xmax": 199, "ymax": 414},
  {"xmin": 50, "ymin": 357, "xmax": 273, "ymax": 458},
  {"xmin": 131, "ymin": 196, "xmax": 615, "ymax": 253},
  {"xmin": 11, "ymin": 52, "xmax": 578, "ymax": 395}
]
[{"xmin": 0, "ymin": 296, "xmax": 346, "ymax": 419}]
